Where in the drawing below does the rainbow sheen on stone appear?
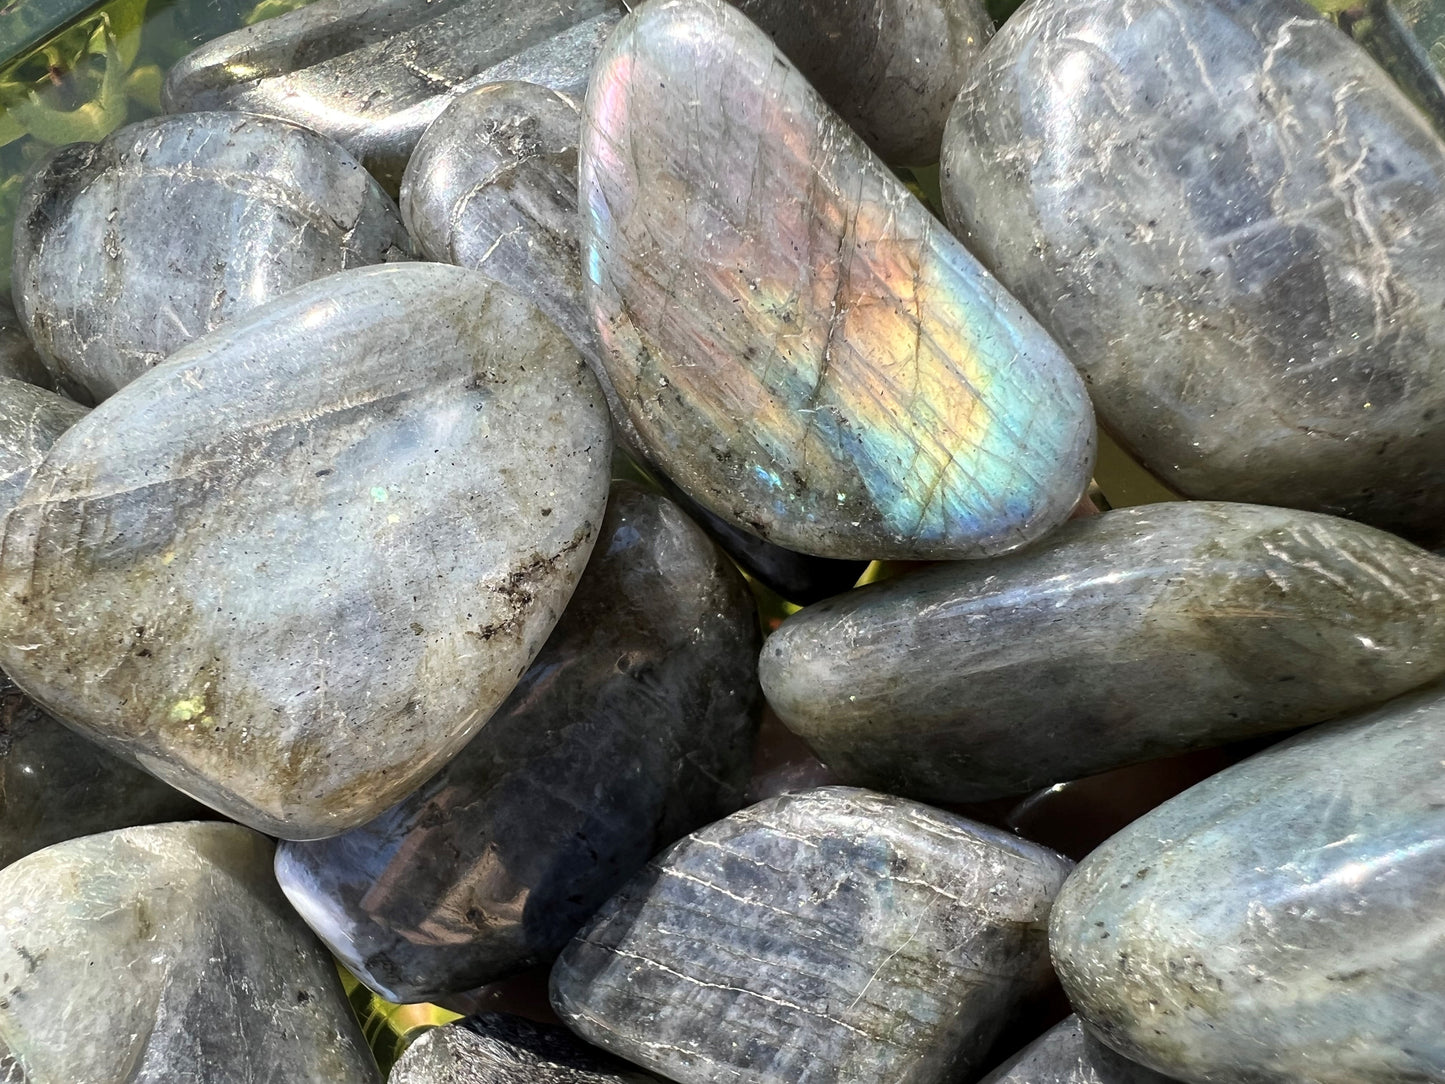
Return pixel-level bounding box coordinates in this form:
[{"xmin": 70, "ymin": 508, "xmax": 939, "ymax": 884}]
[{"xmin": 580, "ymin": 0, "xmax": 1095, "ymax": 560}]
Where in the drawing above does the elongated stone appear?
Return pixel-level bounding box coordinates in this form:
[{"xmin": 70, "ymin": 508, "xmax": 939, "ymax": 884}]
[
  {"xmin": 0, "ymin": 301, "xmax": 51, "ymax": 389},
  {"xmin": 0, "ymin": 264, "xmax": 611, "ymax": 840},
  {"xmin": 163, "ymin": 0, "xmax": 621, "ymax": 193},
  {"xmin": 761, "ymin": 502, "xmax": 1445, "ymax": 801},
  {"xmin": 551, "ymin": 786, "xmax": 1072, "ymax": 1084},
  {"xmin": 0, "ymin": 822, "xmax": 380, "ymax": 1083},
  {"xmin": 1050, "ymin": 684, "xmax": 1445, "ymax": 1084},
  {"xmin": 583, "ymin": 0, "xmax": 1094, "ymax": 561},
  {"xmin": 390, "ymin": 1013, "xmax": 659, "ymax": 1083},
  {"xmin": 978, "ymin": 1017, "xmax": 1182, "ymax": 1084},
  {"xmin": 941, "ymin": 0, "xmax": 1445, "ymax": 544},
  {"xmin": 12, "ymin": 112, "xmax": 410, "ymax": 405},
  {"xmin": 275, "ymin": 482, "xmax": 760, "ymax": 1001},
  {"xmin": 0, "ymin": 378, "xmax": 86, "ymax": 520}
]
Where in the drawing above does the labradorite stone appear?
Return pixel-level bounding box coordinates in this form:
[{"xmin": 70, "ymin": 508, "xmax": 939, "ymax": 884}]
[
  {"xmin": 274, "ymin": 482, "xmax": 760, "ymax": 1002},
  {"xmin": 0, "ymin": 378, "xmax": 86, "ymax": 519},
  {"xmin": 582, "ymin": 0, "xmax": 1094, "ymax": 561},
  {"xmin": 0, "ymin": 300, "xmax": 51, "ymax": 389},
  {"xmin": 389, "ymin": 1013, "xmax": 659, "ymax": 1083},
  {"xmin": 0, "ymin": 264, "xmax": 611, "ymax": 840},
  {"xmin": 760, "ymin": 502, "xmax": 1445, "ymax": 801},
  {"xmin": 12, "ymin": 111, "xmax": 409, "ymax": 404},
  {"xmin": 941, "ymin": 0, "xmax": 1445, "ymax": 544},
  {"xmin": 551, "ymin": 786, "xmax": 1072, "ymax": 1084},
  {"xmin": 1050, "ymin": 684, "xmax": 1445, "ymax": 1084},
  {"xmin": 977, "ymin": 1017, "xmax": 1183, "ymax": 1084},
  {"xmin": 0, "ymin": 823, "xmax": 380, "ymax": 1083}
]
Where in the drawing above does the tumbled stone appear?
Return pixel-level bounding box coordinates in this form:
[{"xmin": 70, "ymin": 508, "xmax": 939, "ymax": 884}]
[
  {"xmin": 0, "ymin": 822, "xmax": 380, "ymax": 1082},
  {"xmin": 275, "ymin": 482, "xmax": 759, "ymax": 1000},
  {"xmin": 390, "ymin": 1012, "xmax": 659, "ymax": 1083},
  {"xmin": 551, "ymin": 786, "xmax": 1072, "ymax": 1084},
  {"xmin": 163, "ymin": 0, "xmax": 621, "ymax": 193},
  {"xmin": 1050, "ymin": 684, "xmax": 1445, "ymax": 1084},
  {"xmin": 941, "ymin": 0, "xmax": 1445, "ymax": 544},
  {"xmin": 978, "ymin": 1017, "xmax": 1182, "ymax": 1084},
  {"xmin": 0, "ymin": 300, "xmax": 51, "ymax": 389},
  {"xmin": 762, "ymin": 502, "xmax": 1445, "ymax": 801},
  {"xmin": 0, "ymin": 378, "xmax": 86, "ymax": 519},
  {"xmin": 0, "ymin": 264, "xmax": 611, "ymax": 840},
  {"xmin": 582, "ymin": 0, "xmax": 1094, "ymax": 561},
  {"xmin": 12, "ymin": 111, "xmax": 409, "ymax": 404}
]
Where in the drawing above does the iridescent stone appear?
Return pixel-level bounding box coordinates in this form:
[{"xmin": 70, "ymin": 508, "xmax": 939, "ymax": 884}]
[
  {"xmin": 941, "ymin": 0, "xmax": 1445, "ymax": 544},
  {"xmin": 0, "ymin": 823, "xmax": 380, "ymax": 1083},
  {"xmin": 12, "ymin": 111, "xmax": 409, "ymax": 404},
  {"xmin": 274, "ymin": 482, "xmax": 760, "ymax": 1001},
  {"xmin": 389, "ymin": 1013, "xmax": 659, "ymax": 1083},
  {"xmin": 582, "ymin": 0, "xmax": 1095, "ymax": 561},
  {"xmin": 760, "ymin": 503, "xmax": 1445, "ymax": 800},
  {"xmin": 0, "ymin": 378, "xmax": 86, "ymax": 517},
  {"xmin": 551, "ymin": 786, "xmax": 1072, "ymax": 1084},
  {"xmin": 0, "ymin": 264, "xmax": 611, "ymax": 840},
  {"xmin": 1050, "ymin": 684, "xmax": 1445, "ymax": 1084},
  {"xmin": 0, "ymin": 300, "xmax": 51, "ymax": 389},
  {"xmin": 978, "ymin": 1017, "xmax": 1182, "ymax": 1084}
]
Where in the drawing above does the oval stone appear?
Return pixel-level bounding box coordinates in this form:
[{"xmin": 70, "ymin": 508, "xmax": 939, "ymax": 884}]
[
  {"xmin": 978, "ymin": 1017, "xmax": 1183, "ymax": 1084},
  {"xmin": 941, "ymin": 0, "xmax": 1445, "ymax": 544},
  {"xmin": 582, "ymin": 0, "xmax": 1094, "ymax": 561},
  {"xmin": 760, "ymin": 502, "xmax": 1445, "ymax": 801},
  {"xmin": 390, "ymin": 1013, "xmax": 660, "ymax": 1084},
  {"xmin": 0, "ymin": 264, "xmax": 612, "ymax": 840},
  {"xmin": 12, "ymin": 111, "xmax": 410, "ymax": 404},
  {"xmin": 1050, "ymin": 684, "xmax": 1445, "ymax": 1084},
  {"xmin": 0, "ymin": 377, "xmax": 87, "ymax": 518}
]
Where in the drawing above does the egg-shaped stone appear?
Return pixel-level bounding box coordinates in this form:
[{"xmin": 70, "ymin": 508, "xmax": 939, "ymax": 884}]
[{"xmin": 978, "ymin": 1016, "xmax": 1183, "ymax": 1084}]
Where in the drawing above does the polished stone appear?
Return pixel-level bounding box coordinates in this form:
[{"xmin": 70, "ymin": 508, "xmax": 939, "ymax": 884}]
[
  {"xmin": 760, "ymin": 502, "xmax": 1445, "ymax": 801},
  {"xmin": 1050, "ymin": 684, "xmax": 1445, "ymax": 1084},
  {"xmin": 582, "ymin": 0, "xmax": 1094, "ymax": 561},
  {"xmin": 389, "ymin": 1012, "xmax": 659, "ymax": 1083},
  {"xmin": 0, "ymin": 378, "xmax": 86, "ymax": 520},
  {"xmin": 551, "ymin": 786, "xmax": 1072, "ymax": 1084},
  {"xmin": 942, "ymin": 0, "xmax": 1445, "ymax": 544},
  {"xmin": 12, "ymin": 111, "xmax": 409, "ymax": 404},
  {"xmin": 0, "ymin": 300, "xmax": 51, "ymax": 389},
  {"xmin": 275, "ymin": 482, "xmax": 759, "ymax": 1001},
  {"xmin": 0, "ymin": 264, "xmax": 612, "ymax": 840},
  {"xmin": 0, "ymin": 822, "xmax": 380, "ymax": 1083},
  {"xmin": 978, "ymin": 1017, "xmax": 1182, "ymax": 1084}
]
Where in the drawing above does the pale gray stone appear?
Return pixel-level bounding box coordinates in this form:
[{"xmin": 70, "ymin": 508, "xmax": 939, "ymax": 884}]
[
  {"xmin": 389, "ymin": 1013, "xmax": 659, "ymax": 1083},
  {"xmin": 0, "ymin": 378, "xmax": 86, "ymax": 521},
  {"xmin": 0, "ymin": 301, "xmax": 51, "ymax": 390},
  {"xmin": 978, "ymin": 1017, "xmax": 1183, "ymax": 1084}
]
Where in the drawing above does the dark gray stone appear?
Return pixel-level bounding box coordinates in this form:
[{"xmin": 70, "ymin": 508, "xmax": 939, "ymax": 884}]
[
  {"xmin": 1050, "ymin": 684, "xmax": 1445, "ymax": 1084},
  {"xmin": 0, "ymin": 300, "xmax": 51, "ymax": 390},
  {"xmin": 0, "ymin": 264, "xmax": 612, "ymax": 840},
  {"xmin": 977, "ymin": 1017, "xmax": 1183, "ymax": 1084},
  {"xmin": 941, "ymin": 0, "xmax": 1445, "ymax": 545},
  {"xmin": 760, "ymin": 502, "xmax": 1445, "ymax": 801},
  {"xmin": 0, "ymin": 378, "xmax": 86, "ymax": 520},
  {"xmin": 274, "ymin": 482, "xmax": 760, "ymax": 1001},
  {"xmin": 12, "ymin": 111, "xmax": 409, "ymax": 404},
  {"xmin": 551, "ymin": 786, "xmax": 1072, "ymax": 1084},
  {"xmin": 389, "ymin": 1013, "xmax": 659, "ymax": 1083}
]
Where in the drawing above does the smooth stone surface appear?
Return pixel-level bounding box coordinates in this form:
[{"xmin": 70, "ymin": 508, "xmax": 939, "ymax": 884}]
[
  {"xmin": 0, "ymin": 301, "xmax": 51, "ymax": 389},
  {"xmin": 390, "ymin": 1013, "xmax": 659, "ymax": 1083},
  {"xmin": 978, "ymin": 1017, "xmax": 1182, "ymax": 1084},
  {"xmin": 275, "ymin": 482, "xmax": 760, "ymax": 1001},
  {"xmin": 1051, "ymin": 684, "xmax": 1445, "ymax": 1084},
  {"xmin": 761, "ymin": 502, "xmax": 1445, "ymax": 801},
  {"xmin": 941, "ymin": 0, "xmax": 1445, "ymax": 544},
  {"xmin": 163, "ymin": 0, "xmax": 621, "ymax": 193},
  {"xmin": 0, "ymin": 378, "xmax": 86, "ymax": 521},
  {"xmin": 0, "ymin": 264, "xmax": 611, "ymax": 840},
  {"xmin": 551, "ymin": 786, "xmax": 1072, "ymax": 1084},
  {"xmin": 0, "ymin": 822, "xmax": 380, "ymax": 1083},
  {"xmin": 582, "ymin": 0, "xmax": 1095, "ymax": 561},
  {"xmin": 12, "ymin": 111, "xmax": 409, "ymax": 405}
]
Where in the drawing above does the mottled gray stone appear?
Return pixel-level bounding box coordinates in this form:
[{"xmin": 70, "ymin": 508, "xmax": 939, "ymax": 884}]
[
  {"xmin": 12, "ymin": 111, "xmax": 409, "ymax": 405},
  {"xmin": 551, "ymin": 786, "xmax": 1072, "ymax": 1084},
  {"xmin": 1050, "ymin": 684, "xmax": 1445, "ymax": 1084},
  {"xmin": 941, "ymin": 0, "xmax": 1445, "ymax": 545},
  {"xmin": 274, "ymin": 482, "xmax": 760, "ymax": 1001},
  {"xmin": 0, "ymin": 822, "xmax": 380, "ymax": 1083},
  {"xmin": 760, "ymin": 502, "xmax": 1445, "ymax": 801},
  {"xmin": 978, "ymin": 1017, "xmax": 1182, "ymax": 1084},
  {"xmin": 0, "ymin": 378, "xmax": 86, "ymax": 521},
  {"xmin": 389, "ymin": 1013, "xmax": 659, "ymax": 1083},
  {"xmin": 163, "ymin": 0, "xmax": 621, "ymax": 193},
  {"xmin": 0, "ymin": 301, "xmax": 51, "ymax": 390},
  {"xmin": 0, "ymin": 264, "xmax": 612, "ymax": 840}
]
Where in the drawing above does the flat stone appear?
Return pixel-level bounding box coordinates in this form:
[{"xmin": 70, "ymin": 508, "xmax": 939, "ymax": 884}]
[
  {"xmin": 582, "ymin": 0, "xmax": 1094, "ymax": 561},
  {"xmin": 0, "ymin": 378, "xmax": 87, "ymax": 520},
  {"xmin": 0, "ymin": 264, "xmax": 612, "ymax": 840},
  {"xmin": 389, "ymin": 1012, "xmax": 659, "ymax": 1083},
  {"xmin": 551, "ymin": 786, "xmax": 1072, "ymax": 1084},
  {"xmin": 760, "ymin": 502, "xmax": 1445, "ymax": 801},
  {"xmin": 1050, "ymin": 684, "xmax": 1445, "ymax": 1084},
  {"xmin": 0, "ymin": 300, "xmax": 51, "ymax": 389},
  {"xmin": 941, "ymin": 0, "xmax": 1445, "ymax": 544},
  {"xmin": 163, "ymin": 0, "xmax": 621, "ymax": 193},
  {"xmin": 0, "ymin": 822, "xmax": 380, "ymax": 1083},
  {"xmin": 274, "ymin": 481, "xmax": 759, "ymax": 1001},
  {"xmin": 977, "ymin": 1017, "xmax": 1183, "ymax": 1084},
  {"xmin": 12, "ymin": 111, "xmax": 409, "ymax": 404}
]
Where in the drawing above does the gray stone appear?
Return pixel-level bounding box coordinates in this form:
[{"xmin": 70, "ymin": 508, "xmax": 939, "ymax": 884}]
[
  {"xmin": 0, "ymin": 822, "xmax": 380, "ymax": 1083},
  {"xmin": 941, "ymin": 0, "xmax": 1445, "ymax": 545},
  {"xmin": 551, "ymin": 786, "xmax": 1072, "ymax": 1084},
  {"xmin": 274, "ymin": 482, "xmax": 760, "ymax": 1001},
  {"xmin": 0, "ymin": 301, "xmax": 51, "ymax": 390},
  {"xmin": 163, "ymin": 0, "xmax": 621, "ymax": 193},
  {"xmin": 0, "ymin": 264, "xmax": 612, "ymax": 840},
  {"xmin": 1050, "ymin": 684, "xmax": 1445, "ymax": 1084},
  {"xmin": 12, "ymin": 111, "xmax": 410, "ymax": 405},
  {"xmin": 977, "ymin": 1017, "xmax": 1183, "ymax": 1084},
  {"xmin": 760, "ymin": 502, "xmax": 1445, "ymax": 801},
  {"xmin": 0, "ymin": 378, "xmax": 86, "ymax": 521},
  {"xmin": 389, "ymin": 1013, "xmax": 659, "ymax": 1083}
]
